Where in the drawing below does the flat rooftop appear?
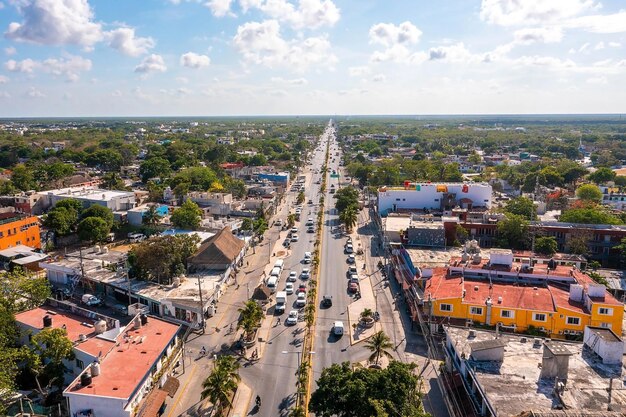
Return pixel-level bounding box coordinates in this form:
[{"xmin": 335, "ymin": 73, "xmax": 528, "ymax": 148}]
[
  {"xmin": 407, "ymin": 248, "xmax": 463, "ymax": 268},
  {"xmin": 65, "ymin": 316, "xmax": 179, "ymax": 399},
  {"xmin": 446, "ymin": 326, "xmax": 626, "ymax": 415},
  {"xmin": 44, "ymin": 186, "xmax": 134, "ymax": 201}
]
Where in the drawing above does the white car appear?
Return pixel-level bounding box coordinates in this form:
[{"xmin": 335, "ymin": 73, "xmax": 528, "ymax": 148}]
[
  {"xmin": 295, "ymin": 208, "xmax": 302, "ymax": 215},
  {"xmin": 291, "ymin": 234, "xmax": 299, "ymax": 242},
  {"xmin": 347, "ymin": 254, "xmax": 356, "ymax": 264},
  {"xmin": 301, "ymin": 268, "xmax": 310, "ymax": 279},
  {"xmin": 285, "ymin": 283, "xmax": 294, "ymax": 295},
  {"xmin": 295, "ymin": 293, "xmax": 306, "ymax": 307},
  {"xmin": 286, "ymin": 310, "xmax": 298, "ymax": 325},
  {"xmin": 287, "ymin": 271, "xmax": 297, "ymax": 282},
  {"xmin": 291, "ymin": 227, "xmax": 298, "ymax": 234}
]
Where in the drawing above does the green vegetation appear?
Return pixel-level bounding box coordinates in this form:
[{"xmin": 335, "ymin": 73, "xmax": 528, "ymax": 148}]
[
  {"xmin": 309, "ymin": 361, "xmax": 430, "ymax": 417},
  {"xmin": 364, "ymin": 331, "xmax": 394, "ymax": 365},
  {"xmin": 504, "ymin": 196, "xmax": 537, "ymax": 220},
  {"xmin": 497, "ymin": 214, "xmax": 530, "ymax": 249},
  {"xmin": 200, "ymin": 355, "xmax": 241, "ymax": 415},
  {"xmin": 575, "ymin": 184, "xmax": 603, "ymax": 203},
  {"xmin": 128, "ymin": 234, "xmax": 200, "ymax": 284},
  {"xmin": 534, "ymin": 236, "xmax": 558, "ymax": 256},
  {"xmin": 170, "ymin": 199, "xmax": 202, "ymax": 230},
  {"xmin": 237, "ymin": 300, "xmax": 264, "ymax": 341}
]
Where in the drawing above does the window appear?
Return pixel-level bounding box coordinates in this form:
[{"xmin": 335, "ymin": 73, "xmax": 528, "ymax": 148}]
[
  {"xmin": 599, "ymin": 307, "xmax": 613, "ymax": 316},
  {"xmin": 533, "ymin": 313, "xmax": 547, "ymax": 322},
  {"xmin": 501, "ymin": 310, "xmax": 514, "ymax": 318},
  {"xmin": 470, "ymin": 307, "xmax": 483, "ymax": 315},
  {"xmin": 566, "ymin": 317, "xmax": 580, "ymax": 326},
  {"xmin": 76, "ymin": 359, "xmax": 84, "ymax": 369},
  {"xmin": 440, "ymin": 304, "xmax": 453, "ymax": 312},
  {"xmin": 601, "ymin": 322, "xmax": 612, "ymax": 329}
]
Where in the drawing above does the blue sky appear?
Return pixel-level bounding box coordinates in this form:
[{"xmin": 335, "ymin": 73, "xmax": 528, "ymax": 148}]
[{"xmin": 0, "ymin": 0, "xmax": 625, "ymax": 116}]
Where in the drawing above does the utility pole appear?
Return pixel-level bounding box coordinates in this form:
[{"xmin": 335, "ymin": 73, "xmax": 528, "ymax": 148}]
[{"xmin": 197, "ymin": 276, "xmax": 205, "ymax": 333}]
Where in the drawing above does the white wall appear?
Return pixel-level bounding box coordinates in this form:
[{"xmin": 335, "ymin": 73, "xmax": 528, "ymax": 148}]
[
  {"xmin": 66, "ymin": 393, "xmax": 129, "ymax": 417},
  {"xmin": 378, "ymin": 183, "xmax": 492, "ymax": 214}
]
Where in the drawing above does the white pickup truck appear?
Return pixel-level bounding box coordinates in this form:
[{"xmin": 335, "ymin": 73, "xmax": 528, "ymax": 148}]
[{"xmin": 275, "ymin": 291, "xmax": 287, "ymax": 314}]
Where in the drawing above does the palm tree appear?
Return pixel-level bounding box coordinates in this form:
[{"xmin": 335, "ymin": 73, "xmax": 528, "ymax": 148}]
[
  {"xmin": 143, "ymin": 205, "xmax": 162, "ymax": 225},
  {"xmin": 365, "ymin": 331, "xmax": 393, "ymax": 365},
  {"xmin": 339, "ymin": 206, "xmax": 358, "ymax": 232},
  {"xmin": 201, "ymin": 355, "xmax": 241, "ymax": 414},
  {"xmin": 287, "ymin": 213, "xmax": 296, "ymax": 228},
  {"xmin": 237, "ymin": 300, "xmax": 264, "ymax": 341}
]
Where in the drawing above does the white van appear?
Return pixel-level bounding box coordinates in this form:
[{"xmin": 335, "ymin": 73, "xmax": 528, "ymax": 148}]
[
  {"xmin": 273, "ymin": 259, "xmax": 284, "ymax": 272},
  {"xmin": 270, "ymin": 267, "xmax": 281, "ymax": 278},
  {"xmin": 267, "ymin": 276, "xmax": 278, "ymax": 293}
]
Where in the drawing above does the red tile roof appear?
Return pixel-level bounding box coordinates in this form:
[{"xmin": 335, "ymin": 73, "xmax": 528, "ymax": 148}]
[{"xmin": 549, "ymin": 286, "xmax": 587, "ymax": 314}]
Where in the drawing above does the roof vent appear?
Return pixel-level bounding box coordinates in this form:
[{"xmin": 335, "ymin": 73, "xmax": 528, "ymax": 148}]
[
  {"xmin": 533, "ymin": 287, "xmax": 538, "ymax": 291},
  {"xmin": 520, "ymin": 337, "xmax": 527, "ymax": 343},
  {"xmin": 533, "ymin": 338, "xmax": 542, "ymax": 348},
  {"xmin": 468, "ymin": 330, "xmax": 476, "ymax": 338},
  {"xmin": 497, "ymin": 296, "xmax": 502, "ymax": 304},
  {"xmin": 474, "ymin": 285, "xmax": 479, "ymax": 291}
]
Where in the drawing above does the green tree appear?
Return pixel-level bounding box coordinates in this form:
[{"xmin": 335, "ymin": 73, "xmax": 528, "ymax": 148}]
[
  {"xmin": 297, "ymin": 191, "xmax": 305, "ymax": 205},
  {"xmin": 140, "ymin": 157, "xmax": 172, "ymax": 182},
  {"xmin": 143, "ymin": 205, "xmax": 162, "ymax": 225},
  {"xmin": 101, "ymin": 172, "xmax": 127, "ymax": 190},
  {"xmin": 200, "ymin": 355, "xmax": 241, "ymax": 415},
  {"xmin": 78, "ymin": 217, "xmax": 111, "ymax": 243},
  {"xmin": 237, "ymin": 300, "xmax": 264, "ymax": 341},
  {"xmin": 334, "ymin": 186, "xmax": 359, "ymax": 213},
  {"xmin": 310, "ymin": 361, "xmax": 430, "ymax": 417},
  {"xmin": 497, "ymin": 214, "xmax": 529, "ymax": 249},
  {"xmin": 365, "ymin": 331, "xmax": 393, "ymax": 365},
  {"xmin": 81, "ymin": 204, "xmax": 114, "ymax": 229},
  {"xmin": 534, "ymin": 236, "xmax": 558, "ymax": 256},
  {"xmin": 339, "ymin": 206, "xmax": 358, "ymax": 233},
  {"xmin": 588, "ymin": 167, "xmax": 616, "ymax": 184},
  {"xmin": 241, "ymin": 218, "xmax": 253, "ymax": 231},
  {"xmin": 171, "ymin": 199, "xmax": 202, "ymax": 230},
  {"xmin": 504, "ymin": 196, "xmax": 537, "ymax": 220},
  {"xmin": 128, "ymin": 234, "xmax": 200, "ymax": 284},
  {"xmin": 249, "ymin": 154, "xmax": 268, "ymax": 166},
  {"xmin": 0, "ymin": 268, "xmax": 51, "ymax": 314},
  {"xmin": 87, "ymin": 149, "xmax": 124, "ymax": 171},
  {"xmin": 560, "ymin": 207, "xmax": 621, "ymax": 225},
  {"xmin": 43, "ymin": 206, "xmax": 78, "ymax": 236},
  {"xmin": 11, "ymin": 164, "xmax": 36, "ymax": 191},
  {"xmin": 55, "ymin": 198, "xmax": 84, "ymax": 214},
  {"xmin": 30, "ymin": 328, "xmax": 75, "ymax": 390},
  {"xmin": 575, "ymin": 184, "xmax": 603, "ymax": 203}
]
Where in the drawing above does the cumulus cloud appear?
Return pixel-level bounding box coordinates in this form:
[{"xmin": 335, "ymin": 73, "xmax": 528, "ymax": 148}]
[
  {"xmin": 5, "ymin": 55, "xmax": 91, "ymax": 81},
  {"xmin": 5, "ymin": 0, "xmax": 103, "ymax": 47},
  {"xmin": 513, "ymin": 27, "xmax": 563, "ymax": 45},
  {"xmin": 205, "ymin": 0, "xmax": 235, "ymax": 17},
  {"xmin": 479, "ymin": 0, "xmax": 596, "ymax": 26},
  {"xmin": 586, "ymin": 76, "xmax": 607, "ymax": 84},
  {"xmin": 372, "ymin": 73, "xmax": 386, "ymax": 82},
  {"xmin": 25, "ymin": 86, "xmax": 45, "ymax": 98},
  {"xmin": 240, "ymin": 0, "xmax": 340, "ymax": 29},
  {"xmin": 233, "ymin": 20, "xmax": 336, "ymax": 71},
  {"xmin": 4, "ymin": 46, "xmax": 16, "ymax": 56},
  {"xmin": 369, "ymin": 21, "xmax": 421, "ymax": 47},
  {"xmin": 0, "ymin": 75, "xmax": 8, "ymax": 84},
  {"xmin": 180, "ymin": 52, "xmax": 211, "ymax": 68},
  {"xmin": 107, "ymin": 27, "xmax": 155, "ymax": 57},
  {"xmin": 567, "ymin": 11, "xmax": 626, "ymax": 34},
  {"xmin": 135, "ymin": 54, "xmax": 167, "ymax": 74},
  {"xmin": 348, "ymin": 66, "xmax": 369, "ymax": 77},
  {"xmin": 271, "ymin": 76, "xmax": 308, "ymax": 85}
]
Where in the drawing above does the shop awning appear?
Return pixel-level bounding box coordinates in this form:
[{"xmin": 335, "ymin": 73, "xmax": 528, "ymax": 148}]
[{"xmin": 137, "ymin": 389, "xmax": 168, "ymax": 417}]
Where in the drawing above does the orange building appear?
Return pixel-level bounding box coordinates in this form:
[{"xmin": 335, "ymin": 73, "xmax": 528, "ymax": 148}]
[{"xmin": 0, "ymin": 212, "xmax": 41, "ymax": 250}]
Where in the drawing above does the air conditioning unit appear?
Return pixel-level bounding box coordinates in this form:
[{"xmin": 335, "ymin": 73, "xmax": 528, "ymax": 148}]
[
  {"xmin": 558, "ymin": 330, "xmax": 563, "ymax": 335},
  {"xmin": 540, "ymin": 327, "xmax": 547, "ymax": 333}
]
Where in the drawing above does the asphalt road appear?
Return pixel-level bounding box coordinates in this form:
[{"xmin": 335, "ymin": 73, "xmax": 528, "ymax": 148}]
[{"xmin": 239, "ymin": 122, "xmax": 334, "ymax": 417}]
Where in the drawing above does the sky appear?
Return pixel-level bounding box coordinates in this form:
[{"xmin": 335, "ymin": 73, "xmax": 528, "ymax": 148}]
[{"xmin": 0, "ymin": 0, "xmax": 625, "ymax": 117}]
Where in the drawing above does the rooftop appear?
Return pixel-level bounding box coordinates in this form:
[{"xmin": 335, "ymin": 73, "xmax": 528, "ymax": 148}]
[
  {"xmin": 65, "ymin": 316, "xmax": 179, "ymax": 399},
  {"xmin": 43, "ymin": 186, "xmax": 135, "ymax": 201},
  {"xmin": 446, "ymin": 326, "xmax": 625, "ymax": 416}
]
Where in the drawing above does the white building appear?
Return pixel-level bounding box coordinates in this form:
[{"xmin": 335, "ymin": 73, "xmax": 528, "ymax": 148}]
[
  {"xmin": 377, "ymin": 182, "xmax": 492, "ymax": 215},
  {"xmin": 38, "ymin": 186, "xmax": 136, "ymax": 212},
  {"xmin": 63, "ymin": 315, "xmax": 180, "ymax": 417}
]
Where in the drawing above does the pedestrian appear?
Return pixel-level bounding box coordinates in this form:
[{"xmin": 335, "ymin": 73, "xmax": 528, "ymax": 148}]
[{"xmin": 247, "ymin": 261, "xmax": 249, "ymax": 267}]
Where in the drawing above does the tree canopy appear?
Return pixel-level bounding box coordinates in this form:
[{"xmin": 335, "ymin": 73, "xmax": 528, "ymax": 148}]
[
  {"xmin": 575, "ymin": 184, "xmax": 603, "ymax": 203},
  {"xmin": 171, "ymin": 199, "xmax": 202, "ymax": 230},
  {"xmin": 504, "ymin": 196, "xmax": 537, "ymax": 220},
  {"xmin": 128, "ymin": 234, "xmax": 200, "ymax": 284}
]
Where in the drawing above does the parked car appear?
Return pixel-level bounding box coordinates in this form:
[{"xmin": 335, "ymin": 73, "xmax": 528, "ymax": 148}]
[
  {"xmin": 287, "ymin": 271, "xmax": 297, "ymax": 282},
  {"xmin": 348, "ymin": 282, "xmax": 359, "ymax": 293},
  {"xmin": 347, "ymin": 254, "xmax": 355, "ymax": 264},
  {"xmin": 291, "ymin": 227, "xmax": 298, "ymax": 234},
  {"xmin": 291, "ymin": 234, "xmax": 299, "ymax": 242},
  {"xmin": 298, "ymin": 283, "xmax": 307, "ymax": 294},
  {"xmin": 345, "ymin": 244, "xmax": 354, "ymax": 254},
  {"xmin": 81, "ymin": 294, "xmax": 102, "ymax": 306},
  {"xmin": 347, "ymin": 266, "xmax": 358, "ymax": 276},
  {"xmin": 307, "ymin": 226, "xmax": 315, "ymax": 233},
  {"xmin": 286, "ymin": 310, "xmax": 298, "ymax": 325}
]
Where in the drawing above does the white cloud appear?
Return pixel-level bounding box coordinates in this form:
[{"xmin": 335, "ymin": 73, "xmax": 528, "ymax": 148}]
[
  {"xmin": 5, "ymin": 55, "xmax": 91, "ymax": 81},
  {"xmin": 372, "ymin": 73, "xmax": 386, "ymax": 82},
  {"xmin": 107, "ymin": 27, "xmax": 155, "ymax": 57},
  {"xmin": 233, "ymin": 20, "xmax": 336, "ymax": 71},
  {"xmin": 348, "ymin": 66, "xmax": 369, "ymax": 77},
  {"xmin": 271, "ymin": 76, "xmax": 308, "ymax": 85},
  {"xmin": 111, "ymin": 89, "xmax": 122, "ymax": 97},
  {"xmin": 586, "ymin": 76, "xmax": 607, "ymax": 84},
  {"xmin": 25, "ymin": 86, "xmax": 44, "ymax": 98},
  {"xmin": 369, "ymin": 21, "xmax": 421, "ymax": 47},
  {"xmin": 135, "ymin": 54, "xmax": 167, "ymax": 74},
  {"xmin": 0, "ymin": 75, "xmax": 8, "ymax": 84},
  {"xmin": 180, "ymin": 52, "xmax": 211, "ymax": 68},
  {"xmin": 479, "ymin": 0, "xmax": 596, "ymax": 26},
  {"xmin": 268, "ymin": 89, "xmax": 288, "ymax": 97},
  {"xmin": 608, "ymin": 41, "xmax": 621, "ymax": 47},
  {"xmin": 428, "ymin": 43, "xmax": 474, "ymax": 63},
  {"xmin": 5, "ymin": 58, "xmax": 38, "ymax": 73},
  {"xmin": 0, "ymin": 92, "xmax": 10, "ymax": 99},
  {"xmin": 5, "ymin": 0, "xmax": 103, "ymax": 47},
  {"xmin": 240, "ymin": 0, "xmax": 340, "ymax": 29},
  {"xmin": 567, "ymin": 11, "xmax": 626, "ymax": 33},
  {"xmin": 513, "ymin": 27, "xmax": 563, "ymax": 45},
  {"xmin": 594, "ymin": 41, "xmax": 605, "ymax": 50},
  {"xmin": 4, "ymin": 46, "xmax": 16, "ymax": 56},
  {"xmin": 176, "ymin": 76, "xmax": 189, "ymax": 84},
  {"xmin": 205, "ymin": 0, "xmax": 235, "ymax": 17}
]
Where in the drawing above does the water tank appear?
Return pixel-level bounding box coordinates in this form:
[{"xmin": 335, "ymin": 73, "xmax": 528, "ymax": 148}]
[
  {"xmin": 140, "ymin": 314, "xmax": 148, "ymax": 325},
  {"xmin": 103, "ymin": 247, "xmax": 109, "ymax": 254},
  {"xmin": 134, "ymin": 315, "xmax": 142, "ymax": 329},
  {"xmin": 80, "ymin": 372, "xmax": 92, "ymax": 386},
  {"xmin": 472, "ymin": 254, "xmax": 482, "ymax": 264},
  {"xmin": 91, "ymin": 361, "xmax": 101, "ymax": 377},
  {"xmin": 43, "ymin": 315, "xmax": 52, "ymax": 328},
  {"xmin": 79, "ymin": 334, "xmax": 87, "ymax": 342},
  {"xmin": 173, "ymin": 277, "xmax": 181, "ymax": 287},
  {"xmin": 94, "ymin": 320, "xmax": 107, "ymax": 335},
  {"xmin": 94, "ymin": 245, "xmax": 101, "ymax": 254}
]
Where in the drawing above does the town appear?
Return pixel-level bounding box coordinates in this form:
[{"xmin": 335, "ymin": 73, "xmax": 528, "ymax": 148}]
[{"xmin": 0, "ymin": 114, "xmax": 625, "ymax": 417}]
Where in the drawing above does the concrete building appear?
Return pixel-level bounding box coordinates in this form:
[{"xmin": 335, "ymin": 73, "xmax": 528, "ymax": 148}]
[
  {"xmin": 377, "ymin": 182, "xmax": 492, "ymax": 215},
  {"xmin": 38, "ymin": 186, "xmax": 136, "ymax": 212},
  {"xmin": 63, "ymin": 315, "xmax": 180, "ymax": 417},
  {"xmin": 187, "ymin": 226, "xmax": 245, "ymax": 272},
  {"xmin": 583, "ymin": 326, "xmax": 624, "ymax": 364},
  {"xmin": 0, "ymin": 212, "xmax": 41, "ymax": 250},
  {"xmin": 444, "ymin": 326, "xmax": 626, "ymax": 416},
  {"xmin": 257, "ymin": 171, "xmax": 290, "ymax": 185}
]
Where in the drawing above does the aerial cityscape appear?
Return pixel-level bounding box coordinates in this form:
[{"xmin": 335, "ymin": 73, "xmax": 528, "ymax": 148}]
[{"xmin": 1, "ymin": 1, "xmax": 626, "ymax": 417}]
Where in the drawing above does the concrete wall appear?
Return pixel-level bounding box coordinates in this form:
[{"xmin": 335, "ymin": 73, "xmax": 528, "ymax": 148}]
[
  {"xmin": 66, "ymin": 393, "xmax": 129, "ymax": 417},
  {"xmin": 378, "ymin": 183, "xmax": 493, "ymax": 215},
  {"xmin": 583, "ymin": 327, "xmax": 624, "ymax": 364}
]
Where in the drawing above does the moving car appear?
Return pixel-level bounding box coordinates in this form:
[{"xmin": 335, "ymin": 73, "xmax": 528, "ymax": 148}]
[
  {"xmin": 333, "ymin": 321, "xmax": 344, "ymax": 336},
  {"xmin": 301, "ymin": 268, "xmax": 310, "ymax": 279},
  {"xmin": 286, "ymin": 310, "xmax": 298, "ymax": 325},
  {"xmin": 321, "ymin": 295, "xmax": 332, "ymax": 308},
  {"xmin": 297, "ymin": 283, "xmax": 307, "ymax": 294},
  {"xmin": 291, "ymin": 234, "xmax": 299, "ymax": 242},
  {"xmin": 295, "ymin": 293, "xmax": 306, "ymax": 307},
  {"xmin": 285, "ymin": 283, "xmax": 294, "ymax": 294},
  {"xmin": 287, "ymin": 271, "xmax": 297, "ymax": 282},
  {"xmin": 307, "ymin": 226, "xmax": 315, "ymax": 233}
]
